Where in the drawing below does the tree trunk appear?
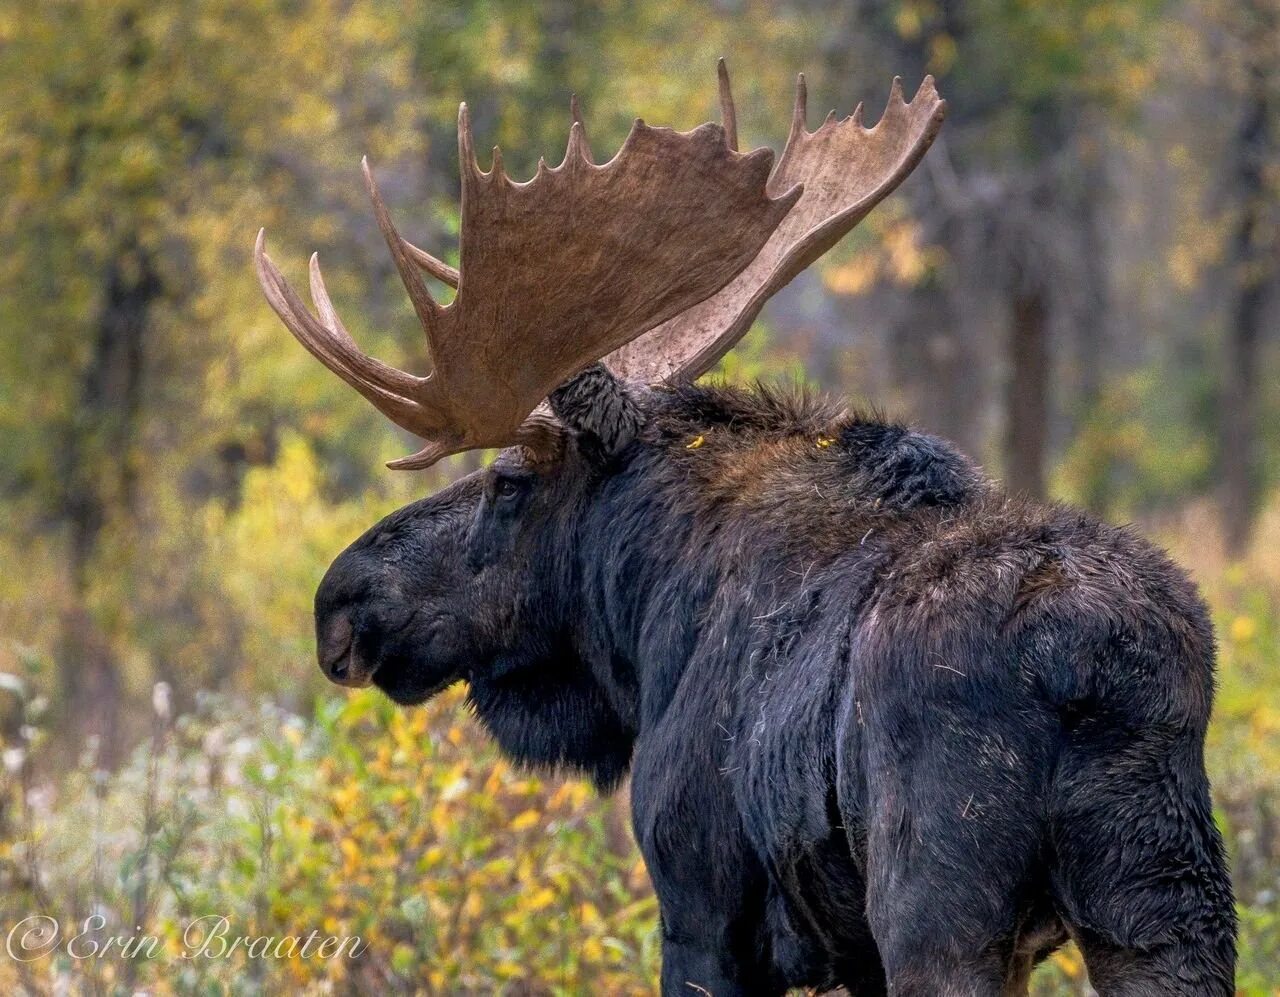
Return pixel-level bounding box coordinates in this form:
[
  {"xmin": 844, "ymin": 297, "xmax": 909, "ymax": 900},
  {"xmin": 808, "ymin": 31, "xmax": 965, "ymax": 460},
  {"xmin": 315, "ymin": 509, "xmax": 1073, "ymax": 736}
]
[
  {"xmin": 57, "ymin": 242, "xmax": 158, "ymax": 766},
  {"xmin": 1074, "ymin": 155, "xmax": 1110, "ymax": 421},
  {"xmin": 1219, "ymin": 43, "xmax": 1270, "ymax": 557},
  {"xmin": 1220, "ymin": 249, "xmax": 1265, "ymax": 557},
  {"xmin": 1005, "ymin": 289, "xmax": 1049, "ymax": 499},
  {"xmin": 890, "ymin": 285, "xmax": 985, "ymax": 459}
]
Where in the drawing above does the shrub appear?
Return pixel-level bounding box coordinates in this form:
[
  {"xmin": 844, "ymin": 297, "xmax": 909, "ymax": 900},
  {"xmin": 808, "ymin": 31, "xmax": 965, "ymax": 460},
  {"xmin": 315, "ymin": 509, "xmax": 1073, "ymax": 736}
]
[{"xmin": 0, "ymin": 684, "xmax": 657, "ymax": 995}]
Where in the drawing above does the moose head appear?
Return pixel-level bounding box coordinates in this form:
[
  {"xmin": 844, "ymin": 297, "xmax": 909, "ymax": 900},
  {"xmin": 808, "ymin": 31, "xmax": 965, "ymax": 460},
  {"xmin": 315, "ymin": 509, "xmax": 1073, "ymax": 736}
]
[{"xmin": 256, "ymin": 66, "xmax": 943, "ymax": 751}]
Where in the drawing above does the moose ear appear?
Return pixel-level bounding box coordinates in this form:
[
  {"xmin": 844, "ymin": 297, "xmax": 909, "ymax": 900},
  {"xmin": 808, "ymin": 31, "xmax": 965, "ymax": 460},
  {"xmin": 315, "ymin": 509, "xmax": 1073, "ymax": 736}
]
[{"xmin": 548, "ymin": 363, "xmax": 644, "ymax": 466}]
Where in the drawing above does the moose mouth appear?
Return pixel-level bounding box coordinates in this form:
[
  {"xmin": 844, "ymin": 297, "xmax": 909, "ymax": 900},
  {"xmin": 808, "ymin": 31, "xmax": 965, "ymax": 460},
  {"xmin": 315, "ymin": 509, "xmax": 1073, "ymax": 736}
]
[
  {"xmin": 365, "ymin": 615, "xmax": 465, "ymax": 706},
  {"xmin": 317, "ymin": 603, "xmax": 462, "ymax": 703}
]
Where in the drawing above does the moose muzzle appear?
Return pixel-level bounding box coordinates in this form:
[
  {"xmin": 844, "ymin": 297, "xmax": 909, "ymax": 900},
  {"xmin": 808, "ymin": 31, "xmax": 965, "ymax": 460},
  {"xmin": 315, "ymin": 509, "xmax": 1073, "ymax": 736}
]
[{"xmin": 316, "ymin": 613, "xmax": 374, "ymax": 688}]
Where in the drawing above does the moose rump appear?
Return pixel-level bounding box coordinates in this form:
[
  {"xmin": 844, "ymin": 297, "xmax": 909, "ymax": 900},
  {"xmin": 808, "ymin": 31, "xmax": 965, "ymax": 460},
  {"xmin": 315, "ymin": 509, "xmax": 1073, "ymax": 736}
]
[{"xmin": 623, "ymin": 477, "xmax": 1235, "ymax": 995}]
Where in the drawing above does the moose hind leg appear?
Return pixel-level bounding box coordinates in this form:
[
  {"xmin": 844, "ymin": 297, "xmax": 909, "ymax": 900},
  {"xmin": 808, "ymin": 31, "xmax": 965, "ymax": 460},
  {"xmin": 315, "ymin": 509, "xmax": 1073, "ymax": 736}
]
[
  {"xmin": 860, "ymin": 711, "xmax": 1051, "ymax": 996},
  {"xmin": 1050, "ymin": 729, "xmax": 1236, "ymax": 995}
]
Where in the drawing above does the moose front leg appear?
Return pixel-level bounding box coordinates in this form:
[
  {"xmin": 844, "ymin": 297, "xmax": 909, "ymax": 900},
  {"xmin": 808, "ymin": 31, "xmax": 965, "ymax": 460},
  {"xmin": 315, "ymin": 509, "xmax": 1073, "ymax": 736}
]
[
  {"xmin": 631, "ymin": 743, "xmax": 785, "ymax": 996},
  {"xmin": 651, "ymin": 885, "xmax": 783, "ymax": 997},
  {"xmin": 659, "ymin": 929, "xmax": 772, "ymax": 997}
]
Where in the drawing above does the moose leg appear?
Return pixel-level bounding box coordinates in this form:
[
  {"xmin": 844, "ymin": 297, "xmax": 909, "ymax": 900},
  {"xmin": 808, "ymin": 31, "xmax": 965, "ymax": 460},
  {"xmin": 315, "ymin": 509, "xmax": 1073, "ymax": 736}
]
[
  {"xmin": 658, "ymin": 933, "xmax": 773, "ymax": 997},
  {"xmin": 632, "ymin": 742, "xmax": 785, "ymax": 995},
  {"xmin": 1049, "ymin": 730, "xmax": 1236, "ymax": 995},
  {"xmin": 1001, "ymin": 952, "xmax": 1035, "ymax": 997},
  {"xmin": 649, "ymin": 876, "xmax": 783, "ymax": 997},
  {"xmin": 857, "ymin": 698, "xmax": 1051, "ymax": 996},
  {"xmin": 642, "ymin": 831, "xmax": 786, "ymax": 997},
  {"xmin": 862, "ymin": 815, "xmax": 1027, "ymax": 997}
]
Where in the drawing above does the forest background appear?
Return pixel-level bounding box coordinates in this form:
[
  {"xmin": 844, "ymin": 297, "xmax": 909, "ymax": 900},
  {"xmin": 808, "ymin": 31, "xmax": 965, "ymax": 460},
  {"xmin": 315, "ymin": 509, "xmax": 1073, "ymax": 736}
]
[{"xmin": 1, "ymin": 0, "xmax": 1278, "ymax": 992}]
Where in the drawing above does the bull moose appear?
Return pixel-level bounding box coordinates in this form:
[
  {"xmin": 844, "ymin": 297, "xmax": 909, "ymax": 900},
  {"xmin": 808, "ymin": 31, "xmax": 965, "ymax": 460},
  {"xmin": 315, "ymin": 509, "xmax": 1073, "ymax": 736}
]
[{"xmin": 255, "ymin": 63, "xmax": 1236, "ymax": 995}]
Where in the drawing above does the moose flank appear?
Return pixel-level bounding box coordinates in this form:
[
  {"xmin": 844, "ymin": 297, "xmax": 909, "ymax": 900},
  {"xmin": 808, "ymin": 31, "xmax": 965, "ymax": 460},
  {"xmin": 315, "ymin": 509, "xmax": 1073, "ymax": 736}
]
[{"xmin": 256, "ymin": 63, "xmax": 1236, "ymax": 996}]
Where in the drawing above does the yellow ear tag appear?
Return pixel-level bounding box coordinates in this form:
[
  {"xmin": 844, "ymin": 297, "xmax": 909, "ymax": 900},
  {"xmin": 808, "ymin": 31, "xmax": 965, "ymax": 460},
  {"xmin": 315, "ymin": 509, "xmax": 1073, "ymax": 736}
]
[
  {"xmin": 816, "ymin": 436, "xmax": 834, "ymax": 448},
  {"xmin": 686, "ymin": 435, "xmax": 705, "ymax": 450}
]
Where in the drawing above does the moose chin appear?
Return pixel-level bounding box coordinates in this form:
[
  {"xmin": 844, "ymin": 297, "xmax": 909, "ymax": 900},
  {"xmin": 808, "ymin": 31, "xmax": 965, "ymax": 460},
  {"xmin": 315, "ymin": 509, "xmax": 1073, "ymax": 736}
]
[{"xmin": 256, "ymin": 62, "xmax": 1236, "ymax": 996}]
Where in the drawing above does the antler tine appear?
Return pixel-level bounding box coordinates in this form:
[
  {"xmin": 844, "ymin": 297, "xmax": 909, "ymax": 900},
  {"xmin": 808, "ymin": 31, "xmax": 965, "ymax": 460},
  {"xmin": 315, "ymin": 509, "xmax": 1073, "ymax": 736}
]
[
  {"xmin": 887, "ymin": 76, "xmax": 905, "ymax": 111},
  {"xmin": 788, "ymin": 73, "xmax": 808, "ymax": 146},
  {"xmin": 361, "ymin": 159, "xmax": 446, "ymax": 357},
  {"xmin": 254, "ymin": 231, "xmax": 439, "ymax": 431},
  {"xmin": 402, "ymin": 240, "xmax": 460, "ymax": 289},
  {"xmin": 307, "ymin": 253, "xmax": 356, "ymax": 347},
  {"xmin": 568, "ymin": 94, "xmax": 595, "ymax": 164},
  {"xmin": 386, "ymin": 439, "xmax": 457, "ymax": 471},
  {"xmin": 458, "ymin": 102, "xmax": 479, "ymax": 185},
  {"xmin": 717, "ymin": 58, "xmax": 738, "ymax": 152}
]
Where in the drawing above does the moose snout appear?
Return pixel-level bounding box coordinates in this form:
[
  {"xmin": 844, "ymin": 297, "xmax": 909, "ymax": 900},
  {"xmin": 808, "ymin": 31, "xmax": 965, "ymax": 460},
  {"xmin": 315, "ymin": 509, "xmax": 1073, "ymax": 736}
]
[{"xmin": 316, "ymin": 612, "xmax": 374, "ymax": 688}]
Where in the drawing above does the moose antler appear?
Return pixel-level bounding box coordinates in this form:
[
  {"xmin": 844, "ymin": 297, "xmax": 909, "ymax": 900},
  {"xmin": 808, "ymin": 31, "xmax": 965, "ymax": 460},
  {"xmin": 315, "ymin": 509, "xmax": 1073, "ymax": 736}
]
[
  {"xmin": 606, "ymin": 67, "xmax": 946, "ymax": 383},
  {"xmin": 256, "ymin": 86, "xmax": 800, "ymax": 469},
  {"xmin": 258, "ymin": 64, "xmax": 944, "ymax": 469}
]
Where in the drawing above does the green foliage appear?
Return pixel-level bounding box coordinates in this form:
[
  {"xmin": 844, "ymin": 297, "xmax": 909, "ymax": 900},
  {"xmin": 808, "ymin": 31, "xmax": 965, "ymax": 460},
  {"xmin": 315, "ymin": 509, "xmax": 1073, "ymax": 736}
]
[
  {"xmin": 0, "ymin": 683, "xmax": 658, "ymax": 994},
  {"xmin": 712, "ymin": 322, "xmax": 810, "ymax": 388},
  {"xmin": 1053, "ymin": 366, "xmax": 1215, "ymax": 518}
]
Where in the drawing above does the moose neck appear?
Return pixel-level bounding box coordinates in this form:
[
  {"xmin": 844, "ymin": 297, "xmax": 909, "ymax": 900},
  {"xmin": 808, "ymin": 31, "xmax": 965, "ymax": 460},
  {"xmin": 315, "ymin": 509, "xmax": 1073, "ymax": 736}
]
[
  {"xmin": 561, "ymin": 385, "xmax": 986, "ymax": 738},
  {"xmin": 456, "ymin": 385, "xmax": 984, "ymax": 783}
]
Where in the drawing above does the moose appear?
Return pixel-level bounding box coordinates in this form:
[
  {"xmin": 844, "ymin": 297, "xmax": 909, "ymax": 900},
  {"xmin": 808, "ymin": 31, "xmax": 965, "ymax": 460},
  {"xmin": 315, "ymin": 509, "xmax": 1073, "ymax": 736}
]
[{"xmin": 256, "ymin": 63, "xmax": 1236, "ymax": 995}]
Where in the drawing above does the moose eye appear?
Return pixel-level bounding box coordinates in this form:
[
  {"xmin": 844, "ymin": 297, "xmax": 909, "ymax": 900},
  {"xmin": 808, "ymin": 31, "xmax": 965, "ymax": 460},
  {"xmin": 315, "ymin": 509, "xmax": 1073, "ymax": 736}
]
[{"xmin": 494, "ymin": 478, "xmax": 521, "ymax": 501}]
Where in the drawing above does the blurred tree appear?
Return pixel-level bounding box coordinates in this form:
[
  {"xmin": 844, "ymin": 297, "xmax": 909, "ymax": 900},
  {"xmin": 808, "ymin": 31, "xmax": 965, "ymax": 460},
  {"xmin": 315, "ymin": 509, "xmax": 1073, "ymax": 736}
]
[
  {"xmin": 0, "ymin": 0, "xmax": 420, "ymax": 758},
  {"xmin": 1214, "ymin": 0, "xmax": 1279, "ymax": 555},
  {"xmin": 815, "ymin": 0, "xmax": 1164, "ymax": 496}
]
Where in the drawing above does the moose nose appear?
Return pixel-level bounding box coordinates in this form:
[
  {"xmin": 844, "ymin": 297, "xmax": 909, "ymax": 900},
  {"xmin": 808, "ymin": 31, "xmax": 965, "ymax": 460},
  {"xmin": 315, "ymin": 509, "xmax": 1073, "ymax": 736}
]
[{"xmin": 317, "ymin": 613, "xmax": 373, "ymax": 688}]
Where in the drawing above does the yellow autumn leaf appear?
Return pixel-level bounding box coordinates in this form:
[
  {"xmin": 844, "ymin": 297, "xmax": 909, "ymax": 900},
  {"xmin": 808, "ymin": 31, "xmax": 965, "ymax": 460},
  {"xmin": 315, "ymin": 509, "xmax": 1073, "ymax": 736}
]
[
  {"xmin": 1230, "ymin": 615, "xmax": 1258, "ymax": 643},
  {"xmin": 484, "ymin": 760, "xmax": 509, "ymax": 795},
  {"xmin": 1051, "ymin": 945, "xmax": 1085, "ymax": 979},
  {"xmin": 823, "ymin": 254, "xmax": 880, "ymax": 296},
  {"xmin": 330, "ymin": 784, "xmax": 359, "ymax": 816}
]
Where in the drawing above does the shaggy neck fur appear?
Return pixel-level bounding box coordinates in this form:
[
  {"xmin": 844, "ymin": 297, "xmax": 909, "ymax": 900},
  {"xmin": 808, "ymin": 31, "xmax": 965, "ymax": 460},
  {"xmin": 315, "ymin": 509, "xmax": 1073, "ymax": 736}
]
[{"xmin": 555, "ymin": 382, "xmax": 987, "ymax": 744}]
